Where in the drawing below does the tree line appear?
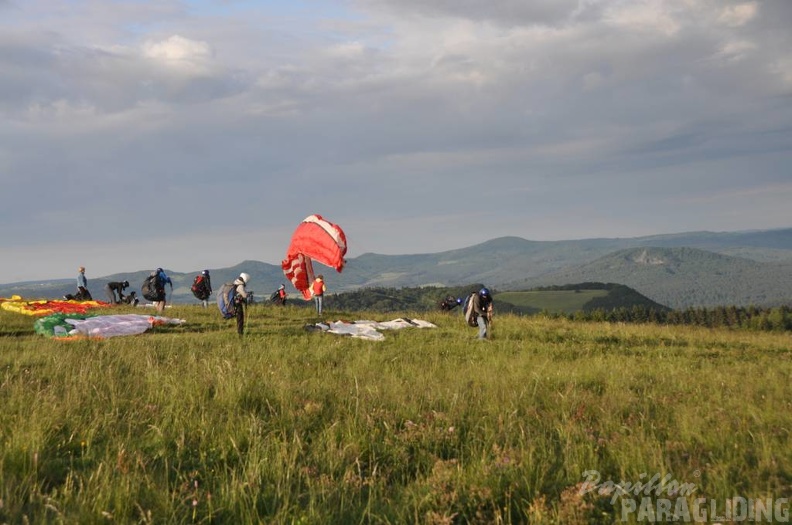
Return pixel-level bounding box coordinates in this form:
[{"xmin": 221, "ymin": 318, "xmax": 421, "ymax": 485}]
[{"xmin": 551, "ymin": 304, "xmax": 792, "ymax": 331}]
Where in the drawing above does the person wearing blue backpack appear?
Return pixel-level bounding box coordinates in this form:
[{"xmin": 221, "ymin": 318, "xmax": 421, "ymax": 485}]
[
  {"xmin": 463, "ymin": 287, "xmax": 494, "ymax": 340},
  {"xmin": 217, "ymin": 272, "xmax": 251, "ymax": 335},
  {"xmin": 152, "ymin": 268, "xmax": 173, "ymax": 314}
]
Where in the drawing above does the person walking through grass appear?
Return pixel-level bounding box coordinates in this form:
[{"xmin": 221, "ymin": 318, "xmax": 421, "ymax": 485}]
[
  {"xmin": 464, "ymin": 287, "xmax": 494, "ymax": 340},
  {"xmin": 152, "ymin": 268, "xmax": 173, "ymax": 314}
]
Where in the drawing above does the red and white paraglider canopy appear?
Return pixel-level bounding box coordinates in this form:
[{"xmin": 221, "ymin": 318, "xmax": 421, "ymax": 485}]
[{"xmin": 281, "ymin": 214, "xmax": 347, "ymax": 300}]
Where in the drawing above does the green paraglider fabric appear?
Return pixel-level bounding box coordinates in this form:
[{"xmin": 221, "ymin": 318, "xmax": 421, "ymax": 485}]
[{"xmin": 34, "ymin": 313, "xmax": 93, "ymax": 337}]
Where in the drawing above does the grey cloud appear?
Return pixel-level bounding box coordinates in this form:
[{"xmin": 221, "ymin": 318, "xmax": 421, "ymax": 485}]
[
  {"xmin": 1, "ymin": 0, "xmax": 790, "ymax": 281},
  {"xmin": 355, "ymin": 0, "xmax": 585, "ymax": 27},
  {"xmin": 0, "ymin": 39, "xmax": 249, "ymax": 117}
]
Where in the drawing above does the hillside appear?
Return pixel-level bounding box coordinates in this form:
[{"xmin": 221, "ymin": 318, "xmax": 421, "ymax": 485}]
[
  {"xmin": 2, "ymin": 228, "xmax": 792, "ymax": 308},
  {"xmin": 266, "ymin": 282, "xmax": 668, "ymax": 315},
  {"xmin": 524, "ymin": 247, "xmax": 792, "ymax": 309},
  {"xmin": 496, "ymin": 282, "xmax": 671, "ymax": 314},
  {"xmin": 333, "ymin": 230, "xmax": 792, "ymax": 291}
]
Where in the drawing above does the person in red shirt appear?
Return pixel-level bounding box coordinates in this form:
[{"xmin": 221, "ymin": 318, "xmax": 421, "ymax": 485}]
[
  {"xmin": 310, "ymin": 275, "xmax": 326, "ymax": 316},
  {"xmin": 276, "ymin": 284, "xmax": 287, "ymax": 306}
]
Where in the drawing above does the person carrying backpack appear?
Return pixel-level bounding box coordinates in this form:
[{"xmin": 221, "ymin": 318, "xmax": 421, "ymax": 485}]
[
  {"xmin": 191, "ymin": 270, "xmax": 213, "ymax": 308},
  {"xmin": 275, "ymin": 284, "xmax": 287, "ymax": 306},
  {"xmin": 464, "ymin": 287, "xmax": 494, "ymax": 340},
  {"xmin": 217, "ymin": 272, "xmax": 251, "ymax": 335},
  {"xmin": 310, "ymin": 275, "xmax": 326, "ymax": 316},
  {"xmin": 142, "ymin": 268, "xmax": 173, "ymax": 314}
]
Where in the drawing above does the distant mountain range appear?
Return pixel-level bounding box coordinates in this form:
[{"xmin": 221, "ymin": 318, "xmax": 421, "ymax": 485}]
[
  {"xmin": 3, "ymin": 228, "xmax": 791, "ymax": 309},
  {"xmin": 522, "ymin": 247, "xmax": 792, "ymax": 309}
]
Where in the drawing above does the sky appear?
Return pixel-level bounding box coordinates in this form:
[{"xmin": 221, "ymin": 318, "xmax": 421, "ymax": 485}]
[{"xmin": 1, "ymin": 0, "xmax": 791, "ymax": 283}]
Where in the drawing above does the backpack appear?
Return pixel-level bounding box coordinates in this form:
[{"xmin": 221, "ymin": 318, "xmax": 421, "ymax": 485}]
[
  {"xmin": 141, "ymin": 273, "xmax": 161, "ymax": 301},
  {"xmin": 191, "ymin": 275, "xmax": 210, "ymax": 300},
  {"xmin": 463, "ymin": 293, "xmax": 478, "ymax": 327},
  {"xmin": 216, "ymin": 283, "xmax": 238, "ymax": 319}
]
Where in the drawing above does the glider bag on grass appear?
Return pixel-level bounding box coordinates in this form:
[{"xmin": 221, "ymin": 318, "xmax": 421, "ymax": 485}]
[{"xmin": 281, "ymin": 214, "xmax": 347, "ymax": 300}]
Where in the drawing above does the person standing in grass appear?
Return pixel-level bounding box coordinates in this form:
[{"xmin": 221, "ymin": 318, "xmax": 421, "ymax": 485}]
[
  {"xmin": 464, "ymin": 287, "xmax": 494, "ymax": 340},
  {"xmin": 77, "ymin": 266, "xmax": 92, "ymax": 300},
  {"xmin": 68, "ymin": 266, "xmax": 93, "ymax": 300},
  {"xmin": 153, "ymin": 268, "xmax": 173, "ymax": 315},
  {"xmin": 191, "ymin": 270, "xmax": 213, "ymax": 308},
  {"xmin": 217, "ymin": 272, "xmax": 251, "ymax": 335},
  {"xmin": 233, "ymin": 273, "xmax": 251, "ymax": 335},
  {"xmin": 310, "ymin": 274, "xmax": 326, "ymax": 316}
]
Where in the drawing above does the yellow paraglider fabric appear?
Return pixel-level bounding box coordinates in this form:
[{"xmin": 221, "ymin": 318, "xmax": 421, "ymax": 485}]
[{"xmin": 0, "ymin": 297, "xmax": 110, "ymax": 316}]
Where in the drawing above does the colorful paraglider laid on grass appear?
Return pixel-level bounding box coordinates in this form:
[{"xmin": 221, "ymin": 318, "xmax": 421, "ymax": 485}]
[
  {"xmin": 34, "ymin": 313, "xmax": 186, "ymax": 339},
  {"xmin": 0, "ymin": 296, "xmax": 110, "ymax": 316},
  {"xmin": 305, "ymin": 318, "xmax": 437, "ymax": 341},
  {"xmin": 281, "ymin": 214, "xmax": 348, "ymax": 300}
]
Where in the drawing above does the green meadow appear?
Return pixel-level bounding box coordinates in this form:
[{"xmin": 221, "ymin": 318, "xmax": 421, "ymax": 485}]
[
  {"xmin": 494, "ymin": 291, "xmax": 610, "ymax": 314},
  {"xmin": 0, "ymin": 303, "xmax": 790, "ymax": 524}
]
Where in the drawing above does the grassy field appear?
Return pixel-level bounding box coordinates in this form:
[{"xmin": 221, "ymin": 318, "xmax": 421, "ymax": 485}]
[
  {"xmin": 494, "ymin": 291, "xmax": 610, "ymax": 314},
  {"xmin": 0, "ymin": 302, "xmax": 790, "ymax": 524}
]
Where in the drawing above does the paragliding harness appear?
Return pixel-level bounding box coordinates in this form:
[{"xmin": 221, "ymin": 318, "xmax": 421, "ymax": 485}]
[
  {"xmin": 121, "ymin": 291, "xmax": 139, "ymax": 306},
  {"xmin": 270, "ymin": 288, "xmax": 287, "ymax": 306},
  {"xmin": 217, "ymin": 282, "xmax": 246, "ymax": 335},
  {"xmin": 191, "ymin": 274, "xmax": 211, "ymax": 300},
  {"xmin": 64, "ymin": 287, "xmax": 92, "ymax": 301},
  {"xmin": 463, "ymin": 293, "xmax": 479, "ymax": 327},
  {"xmin": 463, "ymin": 292, "xmax": 493, "ymax": 331},
  {"xmin": 141, "ymin": 273, "xmax": 163, "ymax": 302},
  {"xmin": 217, "ymin": 283, "xmax": 238, "ymax": 319}
]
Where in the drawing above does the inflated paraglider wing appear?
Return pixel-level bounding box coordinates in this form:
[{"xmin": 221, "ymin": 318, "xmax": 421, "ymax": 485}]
[
  {"xmin": 281, "ymin": 215, "xmax": 347, "ymax": 300},
  {"xmin": 286, "ymin": 214, "xmax": 347, "ymax": 271},
  {"xmin": 282, "ymin": 253, "xmax": 316, "ymax": 301}
]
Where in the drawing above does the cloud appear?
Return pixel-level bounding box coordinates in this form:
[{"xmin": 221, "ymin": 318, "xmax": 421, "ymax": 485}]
[
  {"xmin": 353, "ymin": 0, "xmax": 582, "ymax": 27},
  {"xmin": 0, "ymin": 0, "xmax": 791, "ymax": 282},
  {"xmin": 712, "ymin": 39, "xmax": 756, "ymax": 62},
  {"xmin": 142, "ymin": 35, "xmax": 212, "ymax": 69},
  {"xmin": 602, "ymin": 1, "xmax": 682, "ymax": 37},
  {"xmin": 718, "ymin": 2, "xmax": 758, "ymax": 27}
]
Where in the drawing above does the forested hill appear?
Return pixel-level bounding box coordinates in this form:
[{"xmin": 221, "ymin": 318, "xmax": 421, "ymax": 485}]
[
  {"xmin": 524, "ymin": 247, "xmax": 792, "ymax": 309},
  {"xmin": 329, "ymin": 282, "xmax": 668, "ymax": 315}
]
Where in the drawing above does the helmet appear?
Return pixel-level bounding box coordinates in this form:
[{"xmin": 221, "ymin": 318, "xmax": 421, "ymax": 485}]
[
  {"xmin": 279, "ymin": 284, "xmax": 285, "ymax": 290},
  {"xmin": 479, "ymin": 287, "xmax": 490, "ymax": 297},
  {"xmin": 123, "ymin": 280, "xmax": 129, "ymax": 287},
  {"xmin": 156, "ymin": 268, "xmax": 163, "ymax": 273},
  {"xmin": 456, "ymin": 297, "xmax": 463, "ymax": 304},
  {"xmin": 202, "ymin": 269, "xmax": 210, "ymax": 275},
  {"xmin": 239, "ymin": 272, "xmax": 251, "ymax": 284}
]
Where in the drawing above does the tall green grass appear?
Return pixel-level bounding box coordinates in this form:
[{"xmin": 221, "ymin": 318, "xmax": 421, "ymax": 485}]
[{"xmin": 0, "ymin": 303, "xmax": 790, "ymax": 523}]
